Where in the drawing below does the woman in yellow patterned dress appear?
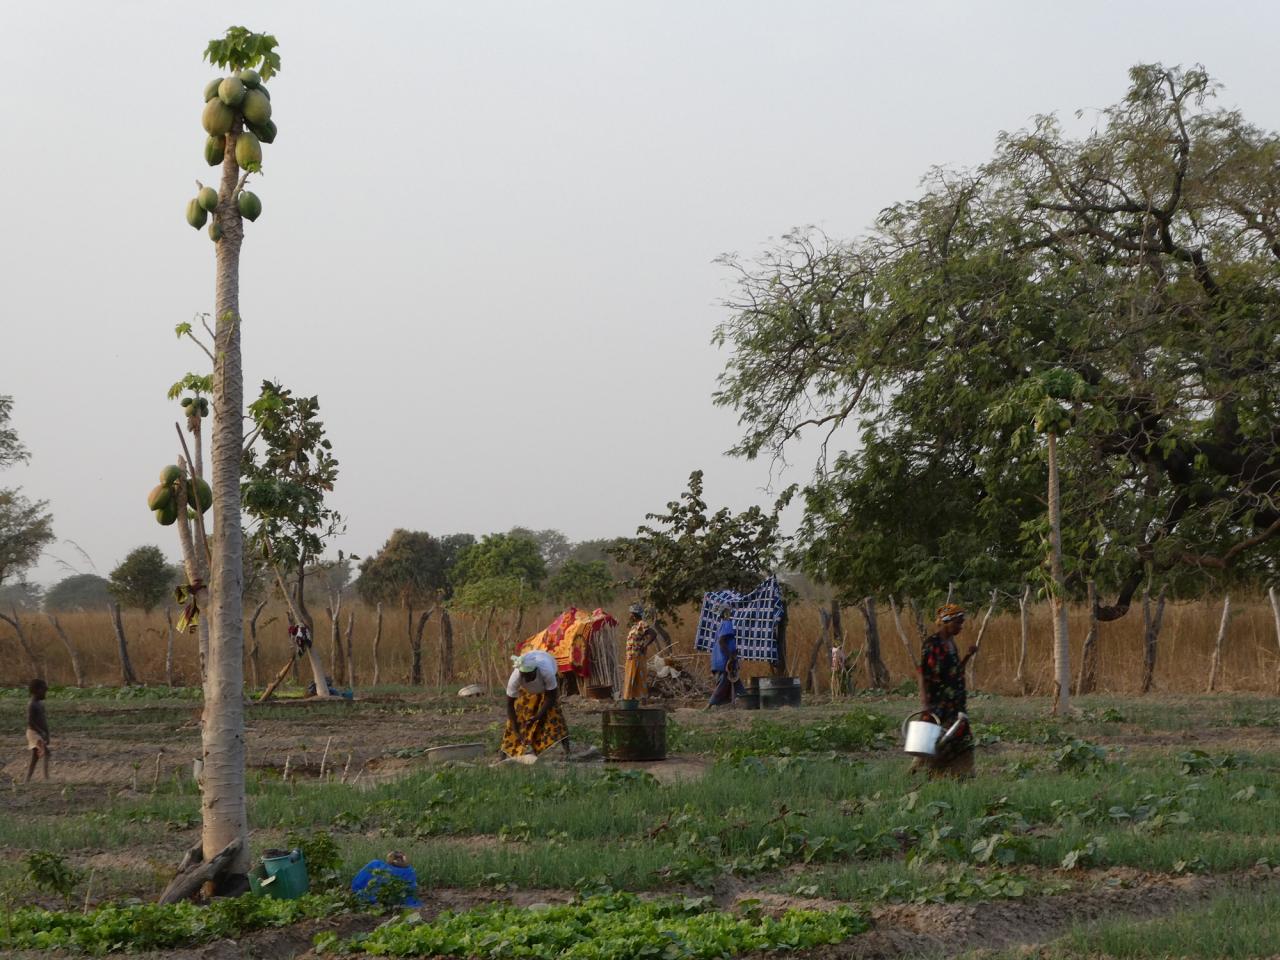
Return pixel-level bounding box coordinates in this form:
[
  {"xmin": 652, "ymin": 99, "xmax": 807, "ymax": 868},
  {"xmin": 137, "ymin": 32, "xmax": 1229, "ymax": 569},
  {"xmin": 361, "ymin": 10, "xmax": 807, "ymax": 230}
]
[
  {"xmin": 622, "ymin": 603, "xmax": 658, "ymax": 700},
  {"xmin": 501, "ymin": 651, "xmax": 571, "ymax": 758}
]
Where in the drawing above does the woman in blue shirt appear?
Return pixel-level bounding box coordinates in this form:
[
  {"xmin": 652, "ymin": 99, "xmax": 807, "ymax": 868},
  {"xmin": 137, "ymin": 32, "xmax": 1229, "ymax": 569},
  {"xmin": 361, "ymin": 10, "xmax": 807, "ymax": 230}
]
[{"xmin": 707, "ymin": 607, "xmax": 747, "ymax": 706}]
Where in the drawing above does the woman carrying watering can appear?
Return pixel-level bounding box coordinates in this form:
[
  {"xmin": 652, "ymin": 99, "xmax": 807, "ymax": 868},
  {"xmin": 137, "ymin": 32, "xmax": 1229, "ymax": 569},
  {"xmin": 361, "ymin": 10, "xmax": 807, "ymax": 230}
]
[{"xmin": 914, "ymin": 603, "xmax": 978, "ymax": 778}]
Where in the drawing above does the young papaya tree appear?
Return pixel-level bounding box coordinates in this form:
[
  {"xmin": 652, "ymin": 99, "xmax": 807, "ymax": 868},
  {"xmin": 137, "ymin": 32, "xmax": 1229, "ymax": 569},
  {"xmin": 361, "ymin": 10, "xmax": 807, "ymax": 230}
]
[{"xmin": 159, "ymin": 27, "xmax": 281, "ymax": 902}]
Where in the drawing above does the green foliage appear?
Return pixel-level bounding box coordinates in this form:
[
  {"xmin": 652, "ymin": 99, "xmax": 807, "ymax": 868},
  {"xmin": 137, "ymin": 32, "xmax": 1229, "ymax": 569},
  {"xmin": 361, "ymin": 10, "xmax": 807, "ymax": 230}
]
[
  {"xmin": 544, "ymin": 559, "xmax": 616, "ymax": 608},
  {"xmin": 453, "ymin": 533, "xmax": 547, "ymax": 590},
  {"xmin": 285, "ymin": 829, "xmax": 342, "ymax": 889},
  {"xmin": 1051, "ymin": 739, "xmax": 1109, "ymax": 773},
  {"xmin": 356, "ymin": 530, "xmax": 473, "ymax": 608},
  {"xmin": 610, "ymin": 470, "xmax": 792, "ymax": 620},
  {"xmin": 23, "ymin": 852, "xmax": 84, "ymax": 908},
  {"xmin": 0, "ymin": 396, "xmax": 30, "ymax": 469},
  {"xmin": 242, "ymin": 381, "xmax": 343, "ymax": 576},
  {"xmin": 43, "ymin": 574, "xmax": 112, "ymax": 611},
  {"xmin": 0, "ymin": 490, "xmax": 54, "ymax": 588},
  {"xmin": 204, "ymin": 26, "xmax": 281, "ymax": 81},
  {"xmin": 1, "ymin": 892, "xmax": 351, "ymax": 954},
  {"xmin": 318, "ymin": 892, "xmax": 868, "ymax": 959},
  {"xmin": 719, "ymin": 65, "xmax": 1280, "ymax": 610},
  {"xmin": 107, "ymin": 546, "xmax": 175, "ymax": 613}
]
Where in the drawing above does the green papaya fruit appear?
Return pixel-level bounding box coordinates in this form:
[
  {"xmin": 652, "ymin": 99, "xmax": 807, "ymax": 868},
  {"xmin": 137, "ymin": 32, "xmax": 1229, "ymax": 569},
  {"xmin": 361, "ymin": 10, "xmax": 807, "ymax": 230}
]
[
  {"xmin": 241, "ymin": 88, "xmax": 271, "ymax": 126},
  {"xmin": 197, "ymin": 186, "xmax": 219, "ymax": 212},
  {"xmin": 202, "ymin": 98, "xmax": 235, "ymax": 136},
  {"xmin": 237, "ymin": 68, "xmax": 261, "ymax": 88},
  {"xmin": 248, "ymin": 119, "xmax": 277, "ymax": 144},
  {"xmin": 186, "ymin": 198, "xmax": 208, "ymax": 229},
  {"xmin": 186, "ymin": 477, "xmax": 213, "ymax": 513},
  {"xmin": 199, "ymin": 399, "xmax": 209, "ymax": 417},
  {"xmin": 160, "ymin": 464, "xmax": 183, "ymax": 485},
  {"xmin": 203, "ymin": 78, "xmax": 222, "ymax": 102},
  {"xmin": 234, "ymin": 131, "xmax": 262, "ymax": 171},
  {"xmin": 147, "ymin": 484, "xmax": 172, "ymax": 511},
  {"xmin": 204, "ymin": 134, "xmax": 225, "ymax": 166},
  {"xmin": 257, "ymin": 83, "xmax": 270, "ymax": 101},
  {"xmin": 218, "ymin": 76, "xmax": 246, "ymax": 107},
  {"xmin": 237, "ymin": 191, "xmax": 262, "ymax": 222},
  {"xmin": 209, "ymin": 220, "xmax": 223, "ymax": 242},
  {"xmin": 181, "ymin": 396, "xmax": 193, "ymax": 407},
  {"xmin": 155, "ymin": 504, "xmax": 178, "ymax": 526}
]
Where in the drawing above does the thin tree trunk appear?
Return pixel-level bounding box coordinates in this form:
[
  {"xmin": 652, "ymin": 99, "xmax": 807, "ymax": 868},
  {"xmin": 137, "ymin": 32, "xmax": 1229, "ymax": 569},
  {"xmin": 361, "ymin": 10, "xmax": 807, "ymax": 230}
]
[
  {"xmin": 906, "ymin": 597, "xmax": 927, "ymax": 641},
  {"xmin": 345, "ymin": 609, "xmax": 355, "ymax": 688},
  {"xmin": 1140, "ymin": 585, "xmax": 1167, "ymax": 695},
  {"xmin": 806, "ymin": 603, "xmax": 831, "ymax": 693},
  {"xmin": 247, "ymin": 599, "xmax": 267, "ymax": 690},
  {"xmin": 1270, "ymin": 586, "xmax": 1280, "ymax": 694},
  {"xmin": 412, "ymin": 607, "xmax": 434, "ymax": 686},
  {"xmin": 439, "ymin": 607, "xmax": 454, "ymax": 684},
  {"xmin": 1207, "ymin": 594, "xmax": 1231, "ymax": 693},
  {"xmin": 772, "ymin": 606, "xmax": 789, "ymax": 676},
  {"xmin": 860, "ymin": 597, "xmax": 890, "ymax": 688},
  {"xmin": 653, "ymin": 619, "xmax": 673, "ymax": 655},
  {"xmin": 1047, "ymin": 431, "xmax": 1071, "ymax": 715},
  {"xmin": 1076, "ymin": 581, "xmax": 1100, "ymax": 695},
  {"xmin": 404, "ymin": 602, "xmax": 414, "ymax": 684},
  {"xmin": 111, "ymin": 602, "xmax": 139, "ymax": 685},
  {"xmin": 967, "ymin": 589, "xmax": 998, "ymax": 691},
  {"xmin": 201, "ymin": 121, "xmax": 250, "ymax": 885},
  {"xmin": 888, "ymin": 595, "xmax": 916, "ymax": 669},
  {"xmin": 371, "ymin": 602, "xmax": 383, "ymax": 686},
  {"xmin": 1015, "ymin": 584, "xmax": 1031, "ymax": 694},
  {"xmin": 0, "ymin": 609, "xmax": 42, "ymax": 679},
  {"xmin": 45, "ymin": 613, "xmax": 83, "ymax": 687},
  {"xmin": 271, "ymin": 559, "xmax": 330, "ymax": 697},
  {"xmin": 327, "ymin": 590, "xmax": 345, "ymax": 686},
  {"xmin": 165, "ymin": 607, "xmax": 177, "ymax": 687}
]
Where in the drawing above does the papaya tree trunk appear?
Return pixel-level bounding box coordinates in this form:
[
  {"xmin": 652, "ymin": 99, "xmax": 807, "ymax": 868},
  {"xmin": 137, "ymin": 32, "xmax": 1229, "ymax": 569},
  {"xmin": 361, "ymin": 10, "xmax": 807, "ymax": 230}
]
[
  {"xmin": 201, "ymin": 124, "xmax": 250, "ymax": 885},
  {"xmin": 45, "ymin": 613, "xmax": 84, "ymax": 687},
  {"xmin": 111, "ymin": 603, "xmax": 139, "ymax": 686},
  {"xmin": 371, "ymin": 601, "xmax": 383, "ymax": 686},
  {"xmin": 859, "ymin": 597, "xmax": 890, "ymax": 688},
  {"xmin": 1047, "ymin": 431, "xmax": 1071, "ymax": 715},
  {"xmin": 1207, "ymin": 594, "xmax": 1230, "ymax": 693},
  {"xmin": 173, "ymin": 473, "xmax": 211, "ymax": 681},
  {"xmin": 1077, "ymin": 581, "xmax": 1100, "ymax": 695}
]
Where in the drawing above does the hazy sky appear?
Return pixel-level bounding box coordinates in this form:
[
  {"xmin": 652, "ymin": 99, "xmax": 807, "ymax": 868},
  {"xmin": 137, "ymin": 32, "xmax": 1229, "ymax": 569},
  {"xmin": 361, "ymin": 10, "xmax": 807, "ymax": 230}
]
[{"xmin": 3, "ymin": 1, "xmax": 1278, "ymax": 586}]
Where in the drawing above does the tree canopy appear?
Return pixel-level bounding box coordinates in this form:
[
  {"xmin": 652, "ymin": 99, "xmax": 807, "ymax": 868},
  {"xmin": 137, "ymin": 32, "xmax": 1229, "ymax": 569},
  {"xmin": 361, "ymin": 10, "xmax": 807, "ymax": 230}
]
[
  {"xmin": 108, "ymin": 546, "xmax": 177, "ymax": 613},
  {"xmin": 44, "ymin": 574, "xmax": 112, "ymax": 611},
  {"xmin": 715, "ymin": 65, "xmax": 1280, "ymax": 616},
  {"xmin": 610, "ymin": 470, "xmax": 790, "ymax": 620},
  {"xmin": 355, "ymin": 530, "xmax": 474, "ymax": 609}
]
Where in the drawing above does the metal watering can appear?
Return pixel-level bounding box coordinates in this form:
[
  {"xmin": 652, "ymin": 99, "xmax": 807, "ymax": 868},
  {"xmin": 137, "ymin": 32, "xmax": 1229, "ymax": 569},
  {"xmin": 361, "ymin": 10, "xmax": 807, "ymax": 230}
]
[{"xmin": 902, "ymin": 709, "xmax": 967, "ymax": 757}]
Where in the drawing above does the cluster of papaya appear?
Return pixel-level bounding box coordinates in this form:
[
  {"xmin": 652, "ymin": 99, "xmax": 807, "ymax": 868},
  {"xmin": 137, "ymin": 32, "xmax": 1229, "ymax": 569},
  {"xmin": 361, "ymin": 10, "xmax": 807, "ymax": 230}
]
[
  {"xmin": 186, "ymin": 69, "xmax": 270, "ymax": 239},
  {"xmin": 146, "ymin": 465, "xmax": 212, "ymax": 527},
  {"xmin": 182, "ymin": 396, "xmax": 210, "ymax": 419}
]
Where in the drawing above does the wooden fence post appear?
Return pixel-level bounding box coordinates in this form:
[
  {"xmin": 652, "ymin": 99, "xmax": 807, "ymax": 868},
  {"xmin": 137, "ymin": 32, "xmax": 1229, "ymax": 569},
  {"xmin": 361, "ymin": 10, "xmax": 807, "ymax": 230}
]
[
  {"xmin": 1206, "ymin": 594, "xmax": 1231, "ymax": 693},
  {"xmin": 1015, "ymin": 584, "xmax": 1031, "ymax": 695}
]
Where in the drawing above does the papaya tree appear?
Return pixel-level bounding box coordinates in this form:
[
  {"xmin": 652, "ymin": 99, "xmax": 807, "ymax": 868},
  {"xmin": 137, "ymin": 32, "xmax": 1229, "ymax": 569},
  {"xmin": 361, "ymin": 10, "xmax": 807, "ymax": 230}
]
[
  {"xmin": 241, "ymin": 380, "xmax": 344, "ymax": 698},
  {"xmin": 160, "ymin": 27, "xmax": 281, "ymax": 902}
]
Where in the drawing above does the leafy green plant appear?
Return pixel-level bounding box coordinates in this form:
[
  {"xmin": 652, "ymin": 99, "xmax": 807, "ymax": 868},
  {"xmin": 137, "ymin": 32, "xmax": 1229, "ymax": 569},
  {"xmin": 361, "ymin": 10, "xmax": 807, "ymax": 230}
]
[
  {"xmin": 1060, "ymin": 835, "xmax": 1108, "ymax": 870},
  {"xmin": 316, "ymin": 892, "xmax": 867, "ymax": 959},
  {"xmin": 1052, "ymin": 739, "xmax": 1108, "ymax": 772},
  {"xmin": 284, "ymin": 830, "xmax": 342, "ymax": 889},
  {"xmin": 23, "ymin": 852, "xmax": 84, "ymax": 909}
]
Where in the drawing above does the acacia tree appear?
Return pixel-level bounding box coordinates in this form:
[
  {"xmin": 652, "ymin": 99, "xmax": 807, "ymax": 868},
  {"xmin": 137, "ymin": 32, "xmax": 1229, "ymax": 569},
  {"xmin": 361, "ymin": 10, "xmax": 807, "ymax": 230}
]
[
  {"xmin": 162, "ymin": 27, "xmax": 282, "ymax": 900},
  {"xmin": 241, "ymin": 380, "xmax": 344, "ymax": 697},
  {"xmin": 717, "ymin": 65, "xmax": 1280, "ymax": 655}
]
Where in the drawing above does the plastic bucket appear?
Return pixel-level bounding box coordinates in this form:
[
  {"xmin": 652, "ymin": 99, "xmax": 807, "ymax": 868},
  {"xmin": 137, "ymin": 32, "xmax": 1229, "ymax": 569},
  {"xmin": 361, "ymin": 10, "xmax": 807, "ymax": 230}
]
[{"xmin": 252, "ymin": 849, "xmax": 309, "ymax": 899}]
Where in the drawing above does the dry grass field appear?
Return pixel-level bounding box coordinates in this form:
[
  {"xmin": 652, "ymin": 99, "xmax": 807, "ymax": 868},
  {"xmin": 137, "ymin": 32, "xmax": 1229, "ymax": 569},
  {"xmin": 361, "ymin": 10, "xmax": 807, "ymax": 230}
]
[{"xmin": 2, "ymin": 595, "xmax": 1277, "ymax": 696}]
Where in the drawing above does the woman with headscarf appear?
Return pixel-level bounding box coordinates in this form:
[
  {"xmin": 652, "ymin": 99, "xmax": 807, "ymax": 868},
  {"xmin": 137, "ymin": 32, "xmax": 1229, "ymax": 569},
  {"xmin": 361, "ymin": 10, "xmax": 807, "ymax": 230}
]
[
  {"xmin": 622, "ymin": 603, "xmax": 658, "ymax": 700},
  {"xmin": 916, "ymin": 603, "xmax": 978, "ymax": 778},
  {"xmin": 501, "ymin": 649, "xmax": 571, "ymax": 759}
]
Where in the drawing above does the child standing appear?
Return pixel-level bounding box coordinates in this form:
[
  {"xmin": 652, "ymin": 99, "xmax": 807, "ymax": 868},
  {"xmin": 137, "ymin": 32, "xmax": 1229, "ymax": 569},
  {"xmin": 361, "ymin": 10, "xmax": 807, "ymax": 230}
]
[{"xmin": 26, "ymin": 678, "xmax": 50, "ymax": 782}]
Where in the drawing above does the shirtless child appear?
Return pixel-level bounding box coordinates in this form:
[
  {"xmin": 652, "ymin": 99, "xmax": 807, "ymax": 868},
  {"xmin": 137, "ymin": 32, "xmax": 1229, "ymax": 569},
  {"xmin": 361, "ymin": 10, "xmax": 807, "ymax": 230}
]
[{"xmin": 25, "ymin": 678, "xmax": 50, "ymax": 782}]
